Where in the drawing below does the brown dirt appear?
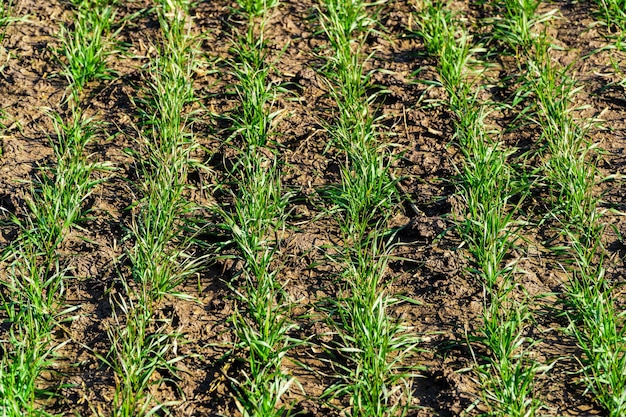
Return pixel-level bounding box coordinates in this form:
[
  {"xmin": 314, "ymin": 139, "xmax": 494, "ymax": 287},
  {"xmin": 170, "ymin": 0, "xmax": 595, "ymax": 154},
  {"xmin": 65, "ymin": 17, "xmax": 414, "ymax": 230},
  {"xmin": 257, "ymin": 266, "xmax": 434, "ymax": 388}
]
[{"xmin": 0, "ymin": 0, "xmax": 625, "ymax": 416}]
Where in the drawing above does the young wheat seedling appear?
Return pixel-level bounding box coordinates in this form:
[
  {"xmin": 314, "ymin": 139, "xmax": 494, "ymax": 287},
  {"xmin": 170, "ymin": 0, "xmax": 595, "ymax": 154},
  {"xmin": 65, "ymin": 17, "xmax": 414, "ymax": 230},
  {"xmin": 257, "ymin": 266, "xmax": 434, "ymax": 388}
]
[
  {"xmin": 596, "ymin": 0, "xmax": 626, "ymax": 43},
  {"xmin": 58, "ymin": 0, "xmax": 119, "ymax": 94},
  {"xmin": 0, "ymin": 0, "xmax": 19, "ymax": 44},
  {"xmin": 484, "ymin": 0, "xmax": 555, "ymax": 54}
]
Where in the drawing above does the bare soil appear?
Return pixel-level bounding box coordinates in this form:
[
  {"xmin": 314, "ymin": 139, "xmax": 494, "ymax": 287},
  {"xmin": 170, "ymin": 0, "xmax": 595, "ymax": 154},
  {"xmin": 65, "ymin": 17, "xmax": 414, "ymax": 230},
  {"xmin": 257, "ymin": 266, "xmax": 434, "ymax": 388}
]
[{"xmin": 1, "ymin": 0, "xmax": 625, "ymax": 416}]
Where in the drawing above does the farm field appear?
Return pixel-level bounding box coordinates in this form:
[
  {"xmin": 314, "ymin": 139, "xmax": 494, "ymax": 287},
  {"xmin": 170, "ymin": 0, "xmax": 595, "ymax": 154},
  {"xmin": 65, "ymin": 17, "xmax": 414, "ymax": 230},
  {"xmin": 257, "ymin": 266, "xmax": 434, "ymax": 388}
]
[{"xmin": 0, "ymin": 0, "xmax": 626, "ymax": 416}]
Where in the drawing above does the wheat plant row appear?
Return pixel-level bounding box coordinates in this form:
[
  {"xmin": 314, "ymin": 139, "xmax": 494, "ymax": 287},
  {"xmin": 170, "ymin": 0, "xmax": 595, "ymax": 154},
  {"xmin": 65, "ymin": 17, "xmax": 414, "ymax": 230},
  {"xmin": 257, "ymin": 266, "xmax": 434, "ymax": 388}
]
[
  {"xmin": 416, "ymin": 1, "xmax": 547, "ymax": 415},
  {"xmin": 315, "ymin": 0, "xmax": 422, "ymax": 415},
  {"xmin": 211, "ymin": 0, "xmax": 299, "ymax": 415},
  {"xmin": 100, "ymin": 0, "xmax": 205, "ymax": 415},
  {"xmin": 0, "ymin": 0, "xmax": 115, "ymax": 413},
  {"xmin": 485, "ymin": 0, "xmax": 626, "ymax": 413}
]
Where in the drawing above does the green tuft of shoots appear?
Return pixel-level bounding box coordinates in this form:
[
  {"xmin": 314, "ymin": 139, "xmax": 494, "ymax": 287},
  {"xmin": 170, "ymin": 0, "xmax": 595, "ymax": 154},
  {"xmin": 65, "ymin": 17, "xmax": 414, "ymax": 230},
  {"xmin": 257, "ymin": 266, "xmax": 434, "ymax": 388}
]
[{"xmin": 58, "ymin": 1, "xmax": 119, "ymax": 93}]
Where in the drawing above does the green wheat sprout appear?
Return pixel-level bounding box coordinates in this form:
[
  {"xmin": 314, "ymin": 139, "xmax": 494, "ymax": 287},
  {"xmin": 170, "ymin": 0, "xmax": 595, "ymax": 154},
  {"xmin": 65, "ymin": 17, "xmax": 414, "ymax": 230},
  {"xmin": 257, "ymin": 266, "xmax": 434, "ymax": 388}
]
[{"xmin": 58, "ymin": 0, "xmax": 120, "ymax": 94}]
